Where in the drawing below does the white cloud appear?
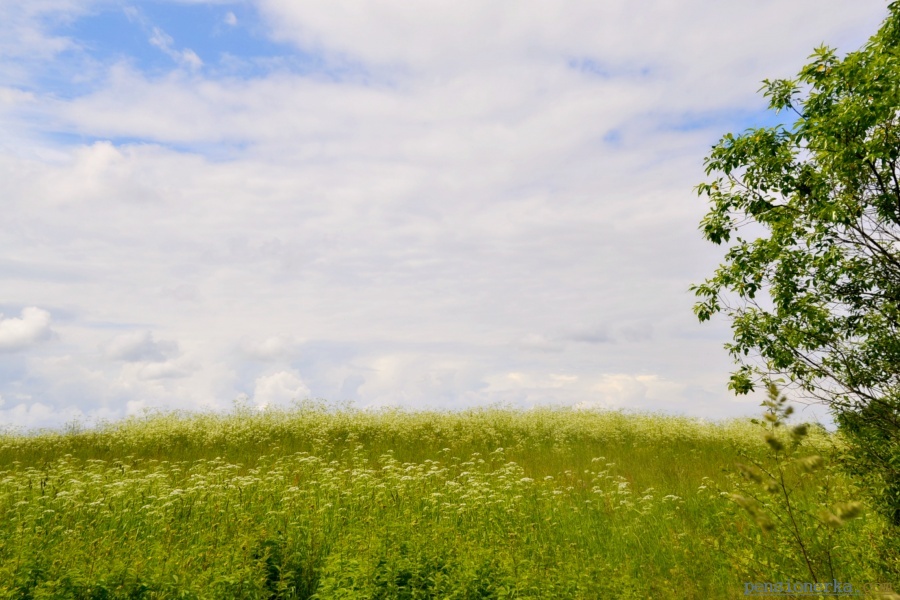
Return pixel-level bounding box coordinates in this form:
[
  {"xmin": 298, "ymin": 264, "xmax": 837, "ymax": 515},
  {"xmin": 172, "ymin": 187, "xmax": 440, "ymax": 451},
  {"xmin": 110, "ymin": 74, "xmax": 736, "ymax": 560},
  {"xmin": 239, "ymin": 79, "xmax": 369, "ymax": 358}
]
[
  {"xmin": 589, "ymin": 373, "xmax": 685, "ymax": 407},
  {"xmin": 240, "ymin": 335, "xmax": 296, "ymax": 361},
  {"xmin": 0, "ymin": 2, "xmax": 93, "ymax": 66},
  {"xmin": 105, "ymin": 331, "xmax": 178, "ymax": 362},
  {"xmin": 149, "ymin": 27, "xmax": 203, "ymax": 70},
  {"xmin": 0, "ymin": 87, "xmax": 34, "ymax": 106},
  {"xmin": 516, "ymin": 334, "xmax": 565, "ymax": 353},
  {"xmin": 0, "ymin": 1, "xmax": 890, "ymax": 428},
  {"xmin": 257, "ymin": 1, "xmax": 885, "ymax": 86},
  {"xmin": 123, "ymin": 359, "xmax": 192, "ymax": 380},
  {"xmin": 0, "ymin": 307, "xmax": 54, "ymax": 352},
  {"xmin": 103, "ymin": 331, "xmax": 196, "ymax": 384},
  {"xmin": 355, "ymin": 353, "xmax": 487, "ymax": 408},
  {"xmin": 0, "ymin": 401, "xmax": 75, "ymax": 430},
  {"xmin": 121, "ymin": 6, "xmax": 203, "ymax": 71},
  {"xmin": 253, "ymin": 370, "xmax": 311, "ymax": 408}
]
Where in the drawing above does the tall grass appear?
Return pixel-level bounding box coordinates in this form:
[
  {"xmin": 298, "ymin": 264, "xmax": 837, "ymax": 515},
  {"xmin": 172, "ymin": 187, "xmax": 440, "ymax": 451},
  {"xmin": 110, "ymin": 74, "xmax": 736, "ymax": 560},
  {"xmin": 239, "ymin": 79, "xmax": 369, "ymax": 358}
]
[{"xmin": 0, "ymin": 406, "xmax": 892, "ymax": 598}]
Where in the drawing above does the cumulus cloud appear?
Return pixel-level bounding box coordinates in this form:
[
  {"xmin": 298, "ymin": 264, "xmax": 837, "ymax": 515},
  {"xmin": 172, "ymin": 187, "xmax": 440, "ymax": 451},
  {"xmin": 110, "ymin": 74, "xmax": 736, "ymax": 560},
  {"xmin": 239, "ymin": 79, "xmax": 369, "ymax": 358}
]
[
  {"xmin": 589, "ymin": 373, "xmax": 685, "ymax": 407},
  {"xmin": 0, "ymin": 1, "xmax": 890, "ymax": 428},
  {"xmin": 360, "ymin": 354, "xmax": 487, "ymax": 408},
  {"xmin": 252, "ymin": 370, "xmax": 311, "ymax": 408},
  {"xmin": 105, "ymin": 331, "xmax": 178, "ymax": 362},
  {"xmin": 0, "ymin": 401, "xmax": 77, "ymax": 430},
  {"xmin": 0, "ymin": 307, "xmax": 54, "ymax": 352}
]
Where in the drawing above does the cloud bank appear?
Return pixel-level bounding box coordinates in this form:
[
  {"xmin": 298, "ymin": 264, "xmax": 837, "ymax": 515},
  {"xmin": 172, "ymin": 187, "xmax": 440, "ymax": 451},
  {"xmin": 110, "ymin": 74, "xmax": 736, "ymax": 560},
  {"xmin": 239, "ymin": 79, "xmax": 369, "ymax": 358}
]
[{"xmin": 0, "ymin": 0, "xmax": 889, "ymax": 428}]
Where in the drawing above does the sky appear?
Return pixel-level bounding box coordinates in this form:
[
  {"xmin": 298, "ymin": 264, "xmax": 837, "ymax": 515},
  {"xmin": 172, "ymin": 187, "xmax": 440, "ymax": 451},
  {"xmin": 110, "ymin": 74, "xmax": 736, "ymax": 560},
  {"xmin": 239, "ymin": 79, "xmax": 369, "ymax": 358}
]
[{"xmin": 0, "ymin": 0, "xmax": 891, "ymax": 430}]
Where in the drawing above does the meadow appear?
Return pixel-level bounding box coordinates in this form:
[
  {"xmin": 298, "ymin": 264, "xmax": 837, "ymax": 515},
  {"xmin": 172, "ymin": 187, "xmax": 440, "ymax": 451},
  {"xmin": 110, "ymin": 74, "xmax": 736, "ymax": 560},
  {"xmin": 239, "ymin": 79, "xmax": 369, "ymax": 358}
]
[{"xmin": 0, "ymin": 404, "xmax": 895, "ymax": 599}]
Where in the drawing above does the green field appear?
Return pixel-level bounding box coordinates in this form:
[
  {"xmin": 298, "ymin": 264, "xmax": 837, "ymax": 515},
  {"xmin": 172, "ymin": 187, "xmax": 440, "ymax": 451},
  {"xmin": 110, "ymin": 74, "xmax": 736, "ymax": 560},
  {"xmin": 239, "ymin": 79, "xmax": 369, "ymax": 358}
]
[{"xmin": 0, "ymin": 406, "xmax": 895, "ymax": 599}]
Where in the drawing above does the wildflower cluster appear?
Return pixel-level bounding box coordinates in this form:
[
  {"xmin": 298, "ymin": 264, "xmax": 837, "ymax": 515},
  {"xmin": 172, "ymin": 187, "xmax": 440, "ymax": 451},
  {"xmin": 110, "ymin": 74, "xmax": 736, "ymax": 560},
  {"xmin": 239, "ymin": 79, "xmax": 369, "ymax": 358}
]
[{"xmin": 0, "ymin": 405, "xmax": 891, "ymax": 598}]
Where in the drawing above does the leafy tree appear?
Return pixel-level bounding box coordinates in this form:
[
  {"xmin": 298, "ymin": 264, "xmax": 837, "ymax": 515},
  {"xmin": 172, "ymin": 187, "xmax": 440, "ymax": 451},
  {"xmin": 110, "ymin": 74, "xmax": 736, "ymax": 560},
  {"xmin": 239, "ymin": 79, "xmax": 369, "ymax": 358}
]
[{"xmin": 693, "ymin": 3, "xmax": 900, "ymax": 529}]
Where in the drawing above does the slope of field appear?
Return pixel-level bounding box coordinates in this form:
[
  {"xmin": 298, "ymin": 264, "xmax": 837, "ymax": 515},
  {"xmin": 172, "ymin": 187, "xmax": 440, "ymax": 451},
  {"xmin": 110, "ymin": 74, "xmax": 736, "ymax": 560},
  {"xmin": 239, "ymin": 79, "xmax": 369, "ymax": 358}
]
[{"xmin": 0, "ymin": 406, "xmax": 892, "ymax": 599}]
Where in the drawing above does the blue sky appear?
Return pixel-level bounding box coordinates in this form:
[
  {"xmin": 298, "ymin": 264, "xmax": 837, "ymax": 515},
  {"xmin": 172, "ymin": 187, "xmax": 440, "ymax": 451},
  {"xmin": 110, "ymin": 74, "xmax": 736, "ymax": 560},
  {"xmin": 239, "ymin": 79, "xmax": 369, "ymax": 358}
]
[
  {"xmin": 0, "ymin": 1, "xmax": 891, "ymax": 429},
  {"xmin": 56, "ymin": 3, "xmax": 333, "ymax": 80}
]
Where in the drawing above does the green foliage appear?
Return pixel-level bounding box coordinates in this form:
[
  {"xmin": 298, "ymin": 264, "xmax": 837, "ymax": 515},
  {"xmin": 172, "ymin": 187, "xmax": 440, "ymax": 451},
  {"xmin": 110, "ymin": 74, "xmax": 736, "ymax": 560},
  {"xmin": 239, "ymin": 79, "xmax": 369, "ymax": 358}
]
[
  {"xmin": 2, "ymin": 406, "xmax": 892, "ymax": 598},
  {"xmin": 693, "ymin": 2, "xmax": 900, "ymax": 528},
  {"xmin": 728, "ymin": 384, "xmax": 868, "ymax": 583}
]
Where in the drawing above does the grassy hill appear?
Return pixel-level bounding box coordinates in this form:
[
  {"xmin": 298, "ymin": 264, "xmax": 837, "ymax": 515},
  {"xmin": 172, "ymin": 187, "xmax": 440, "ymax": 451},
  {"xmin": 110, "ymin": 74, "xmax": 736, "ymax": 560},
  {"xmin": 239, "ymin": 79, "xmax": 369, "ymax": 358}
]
[{"xmin": 0, "ymin": 406, "xmax": 894, "ymax": 599}]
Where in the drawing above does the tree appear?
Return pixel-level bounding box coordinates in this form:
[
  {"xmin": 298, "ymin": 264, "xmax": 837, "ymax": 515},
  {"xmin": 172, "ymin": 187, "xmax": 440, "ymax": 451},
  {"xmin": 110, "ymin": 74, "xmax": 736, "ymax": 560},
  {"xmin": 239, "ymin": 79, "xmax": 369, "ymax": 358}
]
[{"xmin": 693, "ymin": 3, "xmax": 900, "ymax": 528}]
